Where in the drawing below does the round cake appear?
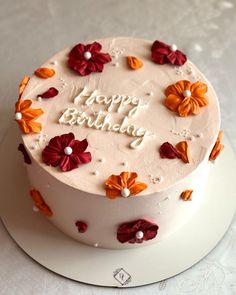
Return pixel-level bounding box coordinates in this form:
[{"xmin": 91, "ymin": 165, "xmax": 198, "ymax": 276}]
[{"xmin": 15, "ymin": 37, "xmax": 223, "ymax": 249}]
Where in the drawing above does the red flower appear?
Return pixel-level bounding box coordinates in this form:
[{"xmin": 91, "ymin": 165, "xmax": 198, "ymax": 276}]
[
  {"xmin": 18, "ymin": 143, "xmax": 31, "ymax": 164},
  {"xmin": 68, "ymin": 41, "xmax": 112, "ymax": 76},
  {"xmin": 42, "ymin": 133, "xmax": 92, "ymax": 172},
  {"xmin": 117, "ymin": 219, "xmax": 158, "ymax": 244},
  {"xmin": 37, "ymin": 87, "xmax": 58, "ymax": 99},
  {"xmin": 151, "ymin": 40, "xmax": 187, "ymax": 65}
]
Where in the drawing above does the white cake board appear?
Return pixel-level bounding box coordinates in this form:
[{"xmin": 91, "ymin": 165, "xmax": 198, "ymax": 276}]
[{"xmin": 0, "ymin": 125, "xmax": 236, "ymax": 288}]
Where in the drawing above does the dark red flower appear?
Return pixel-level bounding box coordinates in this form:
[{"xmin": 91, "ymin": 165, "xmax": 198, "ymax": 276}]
[
  {"xmin": 159, "ymin": 142, "xmax": 180, "ymax": 159},
  {"xmin": 42, "ymin": 132, "xmax": 92, "ymax": 172},
  {"xmin": 117, "ymin": 219, "xmax": 158, "ymax": 244},
  {"xmin": 68, "ymin": 41, "xmax": 112, "ymax": 76},
  {"xmin": 151, "ymin": 40, "xmax": 187, "ymax": 65},
  {"xmin": 37, "ymin": 87, "xmax": 58, "ymax": 99},
  {"xmin": 75, "ymin": 221, "xmax": 88, "ymax": 233},
  {"xmin": 18, "ymin": 143, "xmax": 31, "ymax": 164}
]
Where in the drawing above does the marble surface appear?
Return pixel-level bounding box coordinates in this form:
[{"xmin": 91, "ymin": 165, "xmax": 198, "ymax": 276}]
[{"xmin": 0, "ymin": 0, "xmax": 235, "ymax": 294}]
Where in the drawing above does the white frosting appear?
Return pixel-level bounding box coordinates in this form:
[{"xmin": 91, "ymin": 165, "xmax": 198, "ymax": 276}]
[{"xmin": 19, "ymin": 37, "xmax": 221, "ymax": 249}]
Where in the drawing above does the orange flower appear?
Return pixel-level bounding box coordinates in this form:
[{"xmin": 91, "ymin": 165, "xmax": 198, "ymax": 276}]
[
  {"xmin": 164, "ymin": 80, "xmax": 208, "ymax": 117},
  {"xmin": 18, "ymin": 76, "xmax": 30, "ymax": 99},
  {"xmin": 30, "ymin": 189, "xmax": 53, "ymax": 217},
  {"xmin": 180, "ymin": 190, "xmax": 193, "ymax": 201},
  {"xmin": 15, "ymin": 99, "xmax": 44, "ymax": 134},
  {"xmin": 209, "ymin": 131, "xmax": 224, "ymax": 161},
  {"xmin": 105, "ymin": 171, "xmax": 147, "ymax": 199}
]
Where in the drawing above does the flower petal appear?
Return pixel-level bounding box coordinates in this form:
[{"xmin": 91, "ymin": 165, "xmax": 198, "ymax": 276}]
[
  {"xmin": 129, "ymin": 182, "xmax": 148, "ymax": 195},
  {"xmin": 176, "ymin": 141, "xmax": 190, "ymax": 163}
]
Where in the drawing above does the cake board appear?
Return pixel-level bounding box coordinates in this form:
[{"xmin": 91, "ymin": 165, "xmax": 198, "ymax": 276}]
[{"xmin": 0, "ymin": 125, "xmax": 236, "ymax": 288}]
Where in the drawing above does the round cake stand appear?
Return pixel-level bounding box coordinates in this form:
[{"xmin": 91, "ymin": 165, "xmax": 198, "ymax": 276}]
[{"xmin": 0, "ymin": 125, "xmax": 236, "ymax": 288}]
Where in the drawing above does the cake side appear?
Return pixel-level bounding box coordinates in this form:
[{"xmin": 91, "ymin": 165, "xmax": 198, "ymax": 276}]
[{"xmin": 15, "ymin": 37, "xmax": 223, "ymax": 249}]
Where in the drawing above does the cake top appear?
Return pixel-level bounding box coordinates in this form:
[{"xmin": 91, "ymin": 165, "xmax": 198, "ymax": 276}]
[{"xmin": 17, "ymin": 37, "xmax": 220, "ymax": 196}]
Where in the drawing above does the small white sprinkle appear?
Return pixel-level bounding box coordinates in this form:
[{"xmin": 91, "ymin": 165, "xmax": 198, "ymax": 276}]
[
  {"xmin": 33, "ymin": 206, "xmax": 39, "ymax": 212},
  {"xmin": 98, "ymin": 158, "xmax": 105, "ymax": 163},
  {"xmin": 50, "ymin": 60, "xmax": 58, "ymax": 65},
  {"xmin": 92, "ymin": 171, "xmax": 99, "ymax": 176},
  {"xmin": 147, "ymin": 91, "xmax": 154, "ymax": 96},
  {"xmin": 37, "ymin": 96, "xmax": 42, "ymax": 102},
  {"xmin": 113, "ymin": 62, "xmax": 119, "ymax": 67},
  {"xmin": 94, "ymin": 243, "xmax": 99, "ymax": 248},
  {"xmin": 122, "ymin": 161, "xmax": 128, "ymax": 167}
]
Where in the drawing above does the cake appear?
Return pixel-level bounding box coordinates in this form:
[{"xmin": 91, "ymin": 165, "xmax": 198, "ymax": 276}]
[{"xmin": 15, "ymin": 37, "xmax": 224, "ymax": 249}]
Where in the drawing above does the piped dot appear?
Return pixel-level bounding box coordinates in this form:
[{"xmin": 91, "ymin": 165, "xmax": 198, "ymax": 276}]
[
  {"xmin": 84, "ymin": 51, "xmax": 92, "ymax": 60},
  {"xmin": 64, "ymin": 146, "xmax": 73, "ymax": 155},
  {"xmin": 94, "ymin": 243, "xmax": 99, "ymax": 248},
  {"xmin": 170, "ymin": 44, "xmax": 178, "ymax": 52},
  {"xmin": 135, "ymin": 231, "xmax": 144, "ymax": 239},
  {"xmin": 15, "ymin": 112, "xmax": 22, "ymax": 120},
  {"xmin": 183, "ymin": 90, "xmax": 191, "ymax": 97},
  {"xmin": 121, "ymin": 188, "xmax": 130, "ymax": 198}
]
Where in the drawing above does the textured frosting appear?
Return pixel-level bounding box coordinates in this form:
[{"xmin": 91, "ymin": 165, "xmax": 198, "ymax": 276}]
[{"xmin": 21, "ymin": 37, "xmax": 220, "ymax": 196}]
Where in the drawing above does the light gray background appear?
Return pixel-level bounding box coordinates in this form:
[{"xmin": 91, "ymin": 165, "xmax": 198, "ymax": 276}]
[{"xmin": 0, "ymin": 0, "xmax": 236, "ymax": 294}]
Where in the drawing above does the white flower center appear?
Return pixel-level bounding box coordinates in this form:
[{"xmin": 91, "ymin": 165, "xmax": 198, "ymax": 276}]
[
  {"xmin": 83, "ymin": 51, "xmax": 92, "ymax": 60},
  {"xmin": 135, "ymin": 230, "xmax": 144, "ymax": 239},
  {"xmin": 64, "ymin": 146, "xmax": 73, "ymax": 155},
  {"xmin": 183, "ymin": 90, "xmax": 191, "ymax": 97},
  {"xmin": 15, "ymin": 112, "xmax": 22, "ymax": 120},
  {"xmin": 170, "ymin": 44, "xmax": 177, "ymax": 52},
  {"xmin": 121, "ymin": 188, "xmax": 130, "ymax": 198}
]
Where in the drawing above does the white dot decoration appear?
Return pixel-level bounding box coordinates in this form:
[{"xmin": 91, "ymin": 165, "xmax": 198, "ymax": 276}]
[
  {"xmin": 83, "ymin": 51, "xmax": 92, "ymax": 60},
  {"xmin": 92, "ymin": 171, "xmax": 99, "ymax": 176},
  {"xmin": 15, "ymin": 112, "xmax": 22, "ymax": 120},
  {"xmin": 183, "ymin": 90, "xmax": 191, "ymax": 97},
  {"xmin": 37, "ymin": 96, "xmax": 42, "ymax": 102},
  {"xmin": 33, "ymin": 206, "xmax": 39, "ymax": 212},
  {"xmin": 122, "ymin": 161, "xmax": 128, "ymax": 167},
  {"xmin": 170, "ymin": 44, "xmax": 178, "ymax": 52},
  {"xmin": 135, "ymin": 231, "xmax": 144, "ymax": 239},
  {"xmin": 94, "ymin": 243, "xmax": 99, "ymax": 248},
  {"xmin": 147, "ymin": 91, "xmax": 154, "ymax": 96},
  {"xmin": 64, "ymin": 146, "xmax": 73, "ymax": 155},
  {"xmin": 121, "ymin": 188, "xmax": 130, "ymax": 198}
]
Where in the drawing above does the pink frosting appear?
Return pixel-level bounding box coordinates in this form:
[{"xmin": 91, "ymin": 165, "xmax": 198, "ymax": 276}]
[{"xmin": 21, "ymin": 37, "xmax": 220, "ymax": 196}]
